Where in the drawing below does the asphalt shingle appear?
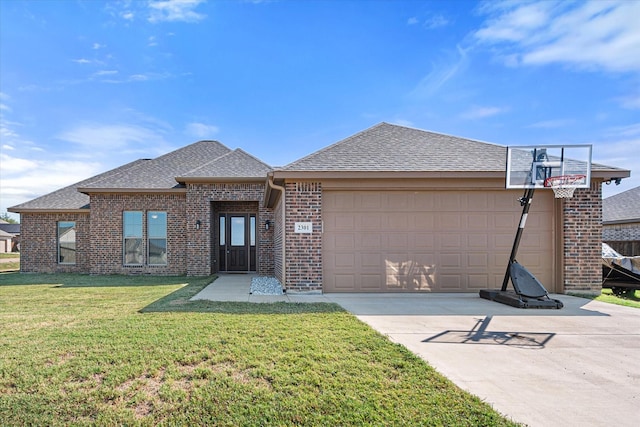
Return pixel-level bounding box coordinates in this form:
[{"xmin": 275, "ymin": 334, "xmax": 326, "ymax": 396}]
[{"xmin": 603, "ymin": 186, "xmax": 640, "ymax": 224}]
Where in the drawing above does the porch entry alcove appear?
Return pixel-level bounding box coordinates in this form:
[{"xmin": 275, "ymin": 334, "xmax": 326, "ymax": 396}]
[{"xmin": 212, "ymin": 201, "xmax": 258, "ymax": 273}]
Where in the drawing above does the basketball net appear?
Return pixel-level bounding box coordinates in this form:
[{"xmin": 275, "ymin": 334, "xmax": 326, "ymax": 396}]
[{"xmin": 543, "ymin": 175, "xmax": 586, "ymax": 198}]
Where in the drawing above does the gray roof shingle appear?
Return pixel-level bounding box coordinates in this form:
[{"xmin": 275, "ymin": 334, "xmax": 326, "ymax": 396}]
[
  {"xmin": 603, "ymin": 186, "xmax": 640, "ymax": 224},
  {"xmin": 9, "ymin": 159, "xmax": 148, "ymax": 211},
  {"xmin": 282, "ymin": 122, "xmax": 507, "ymax": 172},
  {"xmin": 82, "ymin": 140, "xmax": 233, "ymax": 189},
  {"xmin": 281, "ymin": 122, "xmax": 627, "ymax": 175},
  {"xmin": 178, "ymin": 148, "xmax": 272, "ymax": 180},
  {"xmin": 9, "ymin": 140, "xmax": 271, "ymax": 212}
]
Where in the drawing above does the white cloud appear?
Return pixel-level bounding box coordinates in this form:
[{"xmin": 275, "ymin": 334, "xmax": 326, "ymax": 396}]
[
  {"xmin": 474, "ymin": 1, "xmax": 640, "ymax": 73},
  {"xmin": 616, "ymin": 94, "xmax": 640, "ymax": 110},
  {"xmin": 411, "ymin": 45, "xmax": 469, "ymax": 98},
  {"xmin": 2, "ymin": 144, "xmax": 14, "ymax": 151},
  {"xmin": 186, "ymin": 122, "xmax": 219, "ymax": 138},
  {"xmin": 527, "ymin": 119, "xmax": 575, "ymax": 129},
  {"xmin": 0, "ymin": 103, "xmax": 11, "ymax": 112},
  {"xmin": 1, "ymin": 153, "xmax": 102, "ymax": 212},
  {"xmin": 460, "ymin": 105, "xmax": 509, "ymax": 120},
  {"xmin": 423, "ymin": 14, "xmax": 449, "ymax": 30},
  {"xmin": 407, "ymin": 14, "xmax": 449, "ymax": 30},
  {"xmin": 57, "ymin": 123, "xmax": 165, "ymax": 150},
  {"xmin": 73, "ymin": 58, "xmax": 92, "ymax": 64},
  {"xmin": 148, "ymin": 0, "xmax": 207, "ymax": 23},
  {"xmin": 92, "ymin": 43, "xmax": 105, "ymax": 50}
]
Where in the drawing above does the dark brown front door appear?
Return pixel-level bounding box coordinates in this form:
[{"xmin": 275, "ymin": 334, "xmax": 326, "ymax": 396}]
[{"xmin": 218, "ymin": 213, "xmax": 256, "ymax": 272}]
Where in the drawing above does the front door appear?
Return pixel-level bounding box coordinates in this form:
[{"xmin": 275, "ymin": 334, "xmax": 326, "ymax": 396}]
[{"xmin": 218, "ymin": 213, "xmax": 256, "ymax": 272}]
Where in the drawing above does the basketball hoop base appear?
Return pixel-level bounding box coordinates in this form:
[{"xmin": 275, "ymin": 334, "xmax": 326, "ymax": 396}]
[{"xmin": 479, "ymin": 289, "xmax": 564, "ymax": 309}]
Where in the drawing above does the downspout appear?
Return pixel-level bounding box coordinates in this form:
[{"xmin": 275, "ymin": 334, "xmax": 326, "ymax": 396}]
[{"xmin": 267, "ymin": 176, "xmax": 286, "ymax": 287}]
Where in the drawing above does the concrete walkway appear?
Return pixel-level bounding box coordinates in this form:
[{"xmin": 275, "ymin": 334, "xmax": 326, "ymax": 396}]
[{"xmin": 193, "ymin": 275, "xmax": 640, "ymax": 427}]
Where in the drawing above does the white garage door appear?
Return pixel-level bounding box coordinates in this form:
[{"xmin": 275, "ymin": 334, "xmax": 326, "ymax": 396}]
[{"xmin": 323, "ymin": 190, "xmax": 555, "ymax": 293}]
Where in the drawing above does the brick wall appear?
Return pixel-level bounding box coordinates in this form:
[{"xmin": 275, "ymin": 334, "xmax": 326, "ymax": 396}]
[
  {"xmin": 89, "ymin": 193, "xmax": 187, "ymax": 275},
  {"xmin": 562, "ymin": 182, "xmax": 602, "ymax": 291},
  {"xmin": 186, "ymin": 183, "xmax": 274, "ymax": 276},
  {"xmin": 284, "ymin": 181, "xmax": 322, "ymax": 291},
  {"xmin": 19, "ymin": 212, "xmax": 90, "ymax": 273}
]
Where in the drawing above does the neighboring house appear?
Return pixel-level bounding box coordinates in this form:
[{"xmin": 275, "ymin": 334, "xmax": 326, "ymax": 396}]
[
  {"xmin": 603, "ymin": 186, "xmax": 640, "ymax": 256},
  {"xmin": 0, "ymin": 220, "xmax": 20, "ymax": 253},
  {"xmin": 9, "ymin": 123, "xmax": 630, "ymax": 293}
]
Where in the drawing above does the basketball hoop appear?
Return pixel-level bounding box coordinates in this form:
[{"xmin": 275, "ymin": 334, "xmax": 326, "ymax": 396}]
[{"xmin": 543, "ymin": 174, "xmax": 586, "ymax": 198}]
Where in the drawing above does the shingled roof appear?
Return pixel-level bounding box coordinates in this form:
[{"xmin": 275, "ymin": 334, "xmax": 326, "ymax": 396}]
[
  {"xmin": 278, "ymin": 122, "xmax": 628, "ymax": 178},
  {"xmin": 603, "ymin": 186, "xmax": 640, "ymax": 224},
  {"xmin": 9, "ymin": 159, "xmax": 148, "ymax": 212},
  {"xmin": 177, "ymin": 148, "xmax": 272, "ymax": 181},
  {"xmin": 281, "ymin": 122, "xmax": 507, "ymax": 172},
  {"xmin": 9, "ymin": 140, "xmax": 271, "ymax": 212},
  {"xmin": 79, "ymin": 140, "xmax": 233, "ymax": 190}
]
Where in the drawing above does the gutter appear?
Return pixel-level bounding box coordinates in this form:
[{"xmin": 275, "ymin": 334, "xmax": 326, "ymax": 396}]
[{"xmin": 267, "ymin": 175, "xmax": 286, "ymax": 288}]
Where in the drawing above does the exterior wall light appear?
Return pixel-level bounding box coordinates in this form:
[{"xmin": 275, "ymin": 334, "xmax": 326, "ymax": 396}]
[
  {"xmin": 196, "ymin": 220, "xmax": 201, "ymax": 230},
  {"xmin": 265, "ymin": 220, "xmax": 272, "ymax": 230}
]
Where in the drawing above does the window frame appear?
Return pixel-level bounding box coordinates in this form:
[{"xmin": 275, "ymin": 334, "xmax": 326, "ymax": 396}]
[
  {"xmin": 123, "ymin": 211, "xmax": 144, "ymax": 266},
  {"xmin": 57, "ymin": 221, "xmax": 76, "ymax": 265},
  {"xmin": 147, "ymin": 211, "xmax": 167, "ymax": 266}
]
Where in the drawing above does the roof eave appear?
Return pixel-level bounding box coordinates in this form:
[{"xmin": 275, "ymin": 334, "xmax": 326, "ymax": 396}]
[
  {"xmin": 8, "ymin": 208, "xmax": 90, "ymax": 214},
  {"xmin": 77, "ymin": 187, "xmax": 186, "ymax": 195},
  {"xmin": 176, "ymin": 176, "xmax": 267, "ymax": 184},
  {"xmin": 272, "ymin": 170, "xmax": 506, "ymax": 180}
]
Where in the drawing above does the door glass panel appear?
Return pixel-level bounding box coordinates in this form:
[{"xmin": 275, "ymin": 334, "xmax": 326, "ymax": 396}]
[
  {"xmin": 231, "ymin": 217, "xmax": 245, "ymax": 246},
  {"xmin": 250, "ymin": 216, "xmax": 256, "ymax": 246},
  {"xmin": 220, "ymin": 216, "xmax": 225, "ymax": 245}
]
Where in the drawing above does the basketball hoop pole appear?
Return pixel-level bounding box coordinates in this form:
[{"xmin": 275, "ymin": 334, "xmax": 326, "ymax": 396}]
[{"xmin": 501, "ymin": 187, "xmax": 535, "ymax": 291}]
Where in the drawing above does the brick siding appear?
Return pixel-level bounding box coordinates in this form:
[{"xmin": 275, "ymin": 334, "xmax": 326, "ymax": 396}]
[
  {"xmin": 562, "ymin": 182, "xmax": 602, "ymax": 292},
  {"xmin": 284, "ymin": 181, "xmax": 322, "ymax": 291},
  {"xmin": 89, "ymin": 193, "xmax": 187, "ymax": 275},
  {"xmin": 19, "ymin": 212, "xmax": 90, "ymax": 273},
  {"xmin": 603, "ymin": 223, "xmax": 640, "ymax": 256},
  {"xmin": 185, "ymin": 183, "xmax": 274, "ymax": 276}
]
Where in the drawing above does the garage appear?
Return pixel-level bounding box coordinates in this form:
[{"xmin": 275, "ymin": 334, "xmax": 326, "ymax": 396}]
[{"xmin": 323, "ymin": 189, "xmax": 556, "ymax": 293}]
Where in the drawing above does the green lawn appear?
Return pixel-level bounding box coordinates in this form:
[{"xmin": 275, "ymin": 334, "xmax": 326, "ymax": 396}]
[
  {"xmin": 0, "ymin": 273, "xmax": 518, "ymax": 426},
  {"xmin": 574, "ymin": 287, "xmax": 640, "ymax": 309},
  {"xmin": 0, "ymin": 253, "xmax": 19, "ymax": 272}
]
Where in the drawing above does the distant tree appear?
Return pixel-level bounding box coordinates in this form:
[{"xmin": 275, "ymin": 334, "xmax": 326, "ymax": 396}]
[{"xmin": 0, "ymin": 212, "xmax": 18, "ymax": 224}]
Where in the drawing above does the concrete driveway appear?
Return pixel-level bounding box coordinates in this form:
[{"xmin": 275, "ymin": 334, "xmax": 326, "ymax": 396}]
[{"xmin": 325, "ymin": 293, "xmax": 640, "ymax": 427}]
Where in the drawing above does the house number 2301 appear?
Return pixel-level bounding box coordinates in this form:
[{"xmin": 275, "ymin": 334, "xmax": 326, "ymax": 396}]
[{"xmin": 294, "ymin": 222, "xmax": 313, "ymax": 234}]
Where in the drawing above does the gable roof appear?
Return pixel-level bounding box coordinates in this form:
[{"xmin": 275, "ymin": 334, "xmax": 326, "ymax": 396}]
[
  {"xmin": 177, "ymin": 148, "xmax": 272, "ymax": 182},
  {"xmin": 603, "ymin": 186, "xmax": 640, "ymax": 224},
  {"xmin": 276, "ymin": 122, "xmax": 629, "ymax": 180}
]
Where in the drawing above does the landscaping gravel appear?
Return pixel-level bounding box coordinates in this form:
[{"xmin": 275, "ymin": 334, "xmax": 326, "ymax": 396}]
[{"xmin": 250, "ymin": 277, "xmax": 284, "ymax": 295}]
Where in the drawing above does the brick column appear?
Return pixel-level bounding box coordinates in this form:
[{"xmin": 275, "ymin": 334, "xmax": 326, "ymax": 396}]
[
  {"xmin": 562, "ymin": 182, "xmax": 602, "ymax": 292},
  {"xmin": 284, "ymin": 182, "xmax": 322, "ymax": 291}
]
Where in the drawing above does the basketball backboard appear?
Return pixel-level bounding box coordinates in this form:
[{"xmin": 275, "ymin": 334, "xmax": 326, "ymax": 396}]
[{"xmin": 505, "ymin": 144, "xmax": 592, "ymax": 189}]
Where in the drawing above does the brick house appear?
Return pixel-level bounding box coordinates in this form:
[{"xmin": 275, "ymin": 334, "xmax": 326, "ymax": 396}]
[
  {"xmin": 603, "ymin": 186, "xmax": 640, "ymax": 256},
  {"xmin": 9, "ymin": 123, "xmax": 630, "ymax": 293}
]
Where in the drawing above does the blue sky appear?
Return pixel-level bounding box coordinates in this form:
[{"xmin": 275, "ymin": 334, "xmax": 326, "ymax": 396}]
[{"xmin": 1, "ymin": 0, "xmax": 639, "ymax": 219}]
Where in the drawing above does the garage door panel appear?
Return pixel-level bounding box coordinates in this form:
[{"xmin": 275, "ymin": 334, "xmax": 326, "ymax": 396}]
[
  {"xmin": 468, "ymin": 234, "xmax": 488, "ymax": 248},
  {"xmin": 323, "ymin": 190, "xmax": 555, "ymax": 293}
]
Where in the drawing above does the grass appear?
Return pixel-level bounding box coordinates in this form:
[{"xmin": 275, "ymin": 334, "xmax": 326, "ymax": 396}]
[
  {"xmin": 0, "ymin": 272, "xmax": 518, "ymax": 426},
  {"xmin": 0, "ymin": 253, "xmax": 19, "ymax": 272},
  {"xmin": 572, "ymin": 287, "xmax": 640, "ymax": 309}
]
